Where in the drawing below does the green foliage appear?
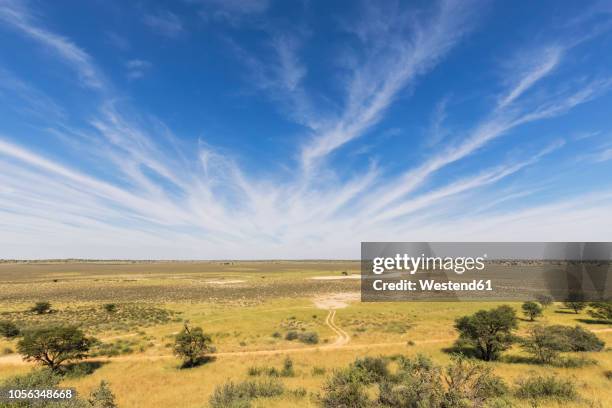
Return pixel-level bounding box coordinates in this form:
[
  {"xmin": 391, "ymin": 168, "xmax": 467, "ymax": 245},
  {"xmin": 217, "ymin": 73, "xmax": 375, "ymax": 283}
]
[
  {"xmin": 320, "ymin": 368, "xmax": 371, "ymax": 408},
  {"xmin": 521, "ymin": 325, "xmax": 569, "ymax": 364},
  {"xmin": 320, "ymin": 354, "xmax": 508, "ymax": 408},
  {"xmin": 563, "ymin": 301, "xmax": 586, "ymax": 314},
  {"xmin": 298, "ymin": 331, "xmax": 319, "ymax": 344},
  {"xmin": 351, "ymin": 356, "xmax": 389, "ymax": 384},
  {"xmin": 31, "ymin": 301, "xmax": 51, "ymax": 314},
  {"xmin": 515, "ymin": 375, "xmax": 577, "ymax": 401},
  {"xmin": 454, "ymin": 305, "xmax": 518, "ymax": 361},
  {"xmin": 0, "ymin": 320, "xmax": 19, "ymax": 338},
  {"xmin": 588, "ymin": 302, "xmax": 612, "ymax": 322},
  {"xmin": 209, "ymin": 379, "xmax": 284, "ymax": 408},
  {"xmin": 521, "ymin": 301, "xmax": 543, "ymax": 321},
  {"xmin": 88, "ymin": 381, "xmax": 118, "ymax": 408},
  {"xmin": 102, "ymin": 304, "xmax": 117, "ymax": 313},
  {"xmin": 521, "ymin": 325, "xmax": 604, "ymax": 364},
  {"xmin": 281, "ymin": 357, "xmax": 295, "ymax": 377},
  {"xmin": 285, "ymin": 331, "xmax": 298, "ymax": 341},
  {"xmin": 173, "ymin": 323, "xmax": 214, "ymax": 368},
  {"xmin": 17, "ymin": 326, "xmax": 94, "ymax": 371}
]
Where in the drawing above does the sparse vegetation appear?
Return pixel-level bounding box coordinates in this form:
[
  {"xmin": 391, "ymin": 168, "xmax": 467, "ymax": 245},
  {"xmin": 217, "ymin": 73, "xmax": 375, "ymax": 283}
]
[
  {"xmin": 588, "ymin": 301, "xmax": 612, "ymax": 322},
  {"xmin": 103, "ymin": 303, "xmax": 117, "ymax": 313},
  {"xmin": 31, "ymin": 301, "xmax": 51, "ymax": 314},
  {"xmin": 321, "ymin": 354, "xmax": 508, "ymax": 408},
  {"xmin": 0, "ymin": 320, "xmax": 19, "ymax": 338},
  {"xmin": 563, "ymin": 300, "xmax": 586, "ymax": 314},
  {"xmin": 536, "ymin": 294, "xmax": 554, "ymax": 308},
  {"xmin": 298, "ymin": 331, "xmax": 319, "ymax": 344},
  {"xmin": 515, "ymin": 375, "xmax": 577, "ymax": 401},
  {"xmin": 209, "ymin": 378, "xmax": 284, "ymax": 408}
]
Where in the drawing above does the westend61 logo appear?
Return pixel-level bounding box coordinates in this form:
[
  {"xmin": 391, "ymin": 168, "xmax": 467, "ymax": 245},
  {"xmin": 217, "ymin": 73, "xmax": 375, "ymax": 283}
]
[
  {"xmin": 372, "ymin": 254, "xmax": 487, "ymax": 275},
  {"xmin": 361, "ymin": 242, "xmax": 612, "ymax": 302}
]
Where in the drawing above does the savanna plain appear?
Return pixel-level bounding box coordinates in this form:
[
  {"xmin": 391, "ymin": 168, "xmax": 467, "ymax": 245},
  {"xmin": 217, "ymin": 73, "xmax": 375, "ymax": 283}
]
[{"xmin": 0, "ymin": 261, "xmax": 610, "ymax": 407}]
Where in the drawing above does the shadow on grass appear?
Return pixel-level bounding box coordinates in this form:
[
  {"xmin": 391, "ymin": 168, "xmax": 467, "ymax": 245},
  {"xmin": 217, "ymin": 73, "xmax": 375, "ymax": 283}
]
[
  {"xmin": 62, "ymin": 361, "xmax": 107, "ymax": 378},
  {"xmin": 441, "ymin": 345, "xmax": 481, "ymax": 359},
  {"xmin": 179, "ymin": 355, "xmax": 216, "ymax": 369},
  {"xmin": 554, "ymin": 310, "xmax": 579, "ymax": 315},
  {"xmin": 577, "ymin": 318, "xmax": 611, "ymax": 325}
]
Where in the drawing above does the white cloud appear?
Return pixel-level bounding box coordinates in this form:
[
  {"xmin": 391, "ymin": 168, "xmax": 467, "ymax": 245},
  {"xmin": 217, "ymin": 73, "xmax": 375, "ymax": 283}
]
[
  {"xmin": 126, "ymin": 59, "xmax": 152, "ymax": 79},
  {"xmin": 0, "ymin": 0, "xmax": 104, "ymax": 89},
  {"xmin": 143, "ymin": 11, "xmax": 184, "ymax": 38}
]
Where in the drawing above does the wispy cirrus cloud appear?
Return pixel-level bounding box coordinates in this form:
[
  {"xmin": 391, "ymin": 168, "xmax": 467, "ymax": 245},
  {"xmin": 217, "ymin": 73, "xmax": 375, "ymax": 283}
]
[
  {"xmin": 143, "ymin": 10, "xmax": 184, "ymax": 38},
  {"xmin": 0, "ymin": 0, "xmax": 104, "ymax": 89}
]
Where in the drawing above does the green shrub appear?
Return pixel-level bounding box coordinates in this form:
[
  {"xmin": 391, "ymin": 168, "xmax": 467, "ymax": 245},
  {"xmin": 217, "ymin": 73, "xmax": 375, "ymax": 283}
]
[
  {"xmin": 320, "ymin": 369, "xmax": 370, "ymax": 408},
  {"xmin": 0, "ymin": 320, "xmax": 19, "ymax": 338},
  {"xmin": 547, "ymin": 325, "xmax": 604, "ymax": 352},
  {"xmin": 88, "ymin": 380, "xmax": 118, "ymax": 408},
  {"xmin": 31, "ymin": 301, "xmax": 51, "ymax": 314},
  {"xmin": 298, "ymin": 331, "xmax": 318, "ymax": 344},
  {"xmin": 515, "ymin": 375, "xmax": 577, "ymax": 400},
  {"xmin": 522, "ymin": 301, "xmax": 543, "ymax": 321},
  {"xmin": 352, "ymin": 356, "xmax": 389, "ymax": 383},
  {"xmin": 102, "ymin": 304, "xmax": 117, "ymax": 313},
  {"xmin": 209, "ymin": 379, "xmax": 284, "ymax": 408},
  {"xmin": 536, "ymin": 294, "xmax": 554, "ymax": 308},
  {"xmin": 588, "ymin": 302, "xmax": 612, "ymax": 322},
  {"xmin": 281, "ymin": 357, "xmax": 295, "ymax": 377},
  {"xmin": 285, "ymin": 331, "xmax": 298, "ymax": 341},
  {"xmin": 311, "ymin": 366, "xmax": 326, "ymax": 376},
  {"xmin": 563, "ymin": 301, "xmax": 586, "ymax": 314}
]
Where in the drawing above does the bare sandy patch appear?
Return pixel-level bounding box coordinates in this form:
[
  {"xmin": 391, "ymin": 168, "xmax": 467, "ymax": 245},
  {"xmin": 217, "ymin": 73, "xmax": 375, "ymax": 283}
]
[
  {"xmin": 310, "ymin": 274, "xmax": 360, "ymax": 280},
  {"xmin": 313, "ymin": 292, "xmax": 360, "ymax": 309},
  {"xmin": 205, "ymin": 279, "xmax": 245, "ymax": 285}
]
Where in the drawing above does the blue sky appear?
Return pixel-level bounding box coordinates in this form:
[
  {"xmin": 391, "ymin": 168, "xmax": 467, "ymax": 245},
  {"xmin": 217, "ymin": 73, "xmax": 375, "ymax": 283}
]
[{"xmin": 1, "ymin": 0, "xmax": 612, "ymax": 259}]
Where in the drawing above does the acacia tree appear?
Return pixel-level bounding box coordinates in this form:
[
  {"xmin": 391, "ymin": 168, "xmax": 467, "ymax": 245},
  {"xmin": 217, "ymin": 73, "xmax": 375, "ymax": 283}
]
[
  {"xmin": 522, "ymin": 301, "xmax": 543, "ymax": 321},
  {"xmin": 17, "ymin": 326, "xmax": 93, "ymax": 371},
  {"xmin": 564, "ymin": 301, "xmax": 586, "ymax": 314},
  {"xmin": 173, "ymin": 323, "xmax": 215, "ymax": 367},
  {"xmin": 454, "ymin": 305, "xmax": 518, "ymax": 361}
]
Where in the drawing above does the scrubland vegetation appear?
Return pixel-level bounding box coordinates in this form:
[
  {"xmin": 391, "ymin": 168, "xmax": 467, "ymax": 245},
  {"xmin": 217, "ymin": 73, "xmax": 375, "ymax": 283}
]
[{"xmin": 0, "ymin": 261, "xmax": 610, "ymax": 407}]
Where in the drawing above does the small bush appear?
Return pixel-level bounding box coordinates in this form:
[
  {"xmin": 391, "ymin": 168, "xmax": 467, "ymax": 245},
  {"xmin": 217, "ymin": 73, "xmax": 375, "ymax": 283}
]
[
  {"xmin": 289, "ymin": 387, "xmax": 307, "ymax": 398},
  {"xmin": 31, "ymin": 301, "xmax": 51, "ymax": 314},
  {"xmin": 522, "ymin": 301, "xmax": 543, "ymax": 321},
  {"xmin": 103, "ymin": 304, "xmax": 117, "ymax": 313},
  {"xmin": 247, "ymin": 366, "xmax": 262, "ymax": 376},
  {"xmin": 209, "ymin": 378, "xmax": 284, "ymax": 408},
  {"xmin": 320, "ymin": 369, "xmax": 370, "ymax": 408},
  {"xmin": 88, "ymin": 380, "xmax": 118, "ymax": 408},
  {"xmin": 271, "ymin": 331, "xmax": 281, "ymax": 338},
  {"xmin": 298, "ymin": 331, "xmax": 319, "ymax": 344},
  {"xmin": 604, "ymin": 370, "xmax": 612, "ymax": 380},
  {"xmin": 0, "ymin": 320, "xmax": 19, "ymax": 338},
  {"xmin": 285, "ymin": 331, "xmax": 298, "ymax": 341},
  {"xmin": 588, "ymin": 302, "xmax": 612, "ymax": 322},
  {"xmin": 536, "ymin": 294, "xmax": 554, "ymax": 308},
  {"xmin": 311, "ymin": 366, "xmax": 326, "ymax": 376},
  {"xmin": 281, "ymin": 357, "xmax": 295, "ymax": 377},
  {"xmin": 515, "ymin": 375, "xmax": 577, "ymax": 400}
]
